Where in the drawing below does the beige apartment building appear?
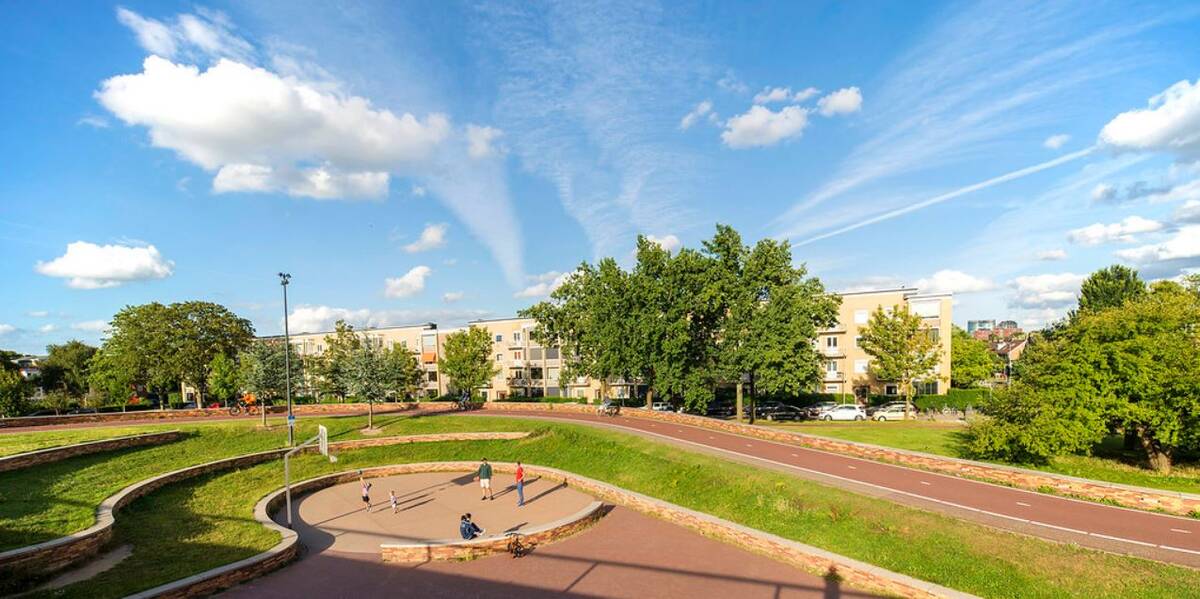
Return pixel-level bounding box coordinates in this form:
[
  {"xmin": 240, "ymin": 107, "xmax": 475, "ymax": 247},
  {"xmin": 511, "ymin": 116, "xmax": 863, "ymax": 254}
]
[
  {"xmin": 817, "ymin": 287, "xmax": 952, "ymax": 399},
  {"xmin": 265, "ymin": 286, "xmax": 951, "ymax": 402}
]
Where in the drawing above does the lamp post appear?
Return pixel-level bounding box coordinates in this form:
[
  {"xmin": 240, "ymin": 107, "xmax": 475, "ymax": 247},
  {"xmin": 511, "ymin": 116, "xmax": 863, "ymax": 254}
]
[{"xmin": 279, "ymin": 272, "xmax": 293, "ymax": 447}]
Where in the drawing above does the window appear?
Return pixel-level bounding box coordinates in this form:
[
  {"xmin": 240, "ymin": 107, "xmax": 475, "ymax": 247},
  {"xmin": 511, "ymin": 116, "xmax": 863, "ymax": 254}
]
[
  {"xmin": 825, "ymin": 337, "xmax": 838, "ymax": 348},
  {"xmin": 513, "ymin": 351, "xmax": 523, "ymax": 360},
  {"xmin": 530, "ymin": 367, "xmax": 544, "ymax": 380},
  {"xmin": 400, "ymin": 340, "xmax": 408, "ymax": 349},
  {"xmin": 547, "ymin": 386, "xmax": 560, "ymax": 397},
  {"xmin": 495, "ymin": 353, "xmax": 503, "ymax": 362},
  {"xmin": 853, "ymin": 336, "xmax": 862, "ymax": 347},
  {"xmin": 495, "ymin": 334, "xmax": 503, "ymax": 342},
  {"xmin": 427, "ymin": 371, "xmax": 439, "ymax": 382},
  {"xmin": 514, "ymin": 332, "xmax": 522, "ymax": 342},
  {"xmin": 546, "ymin": 347, "xmax": 560, "ymax": 359},
  {"xmin": 548, "ymin": 367, "xmax": 560, "ymax": 380},
  {"xmin": 884, "ymin": 384, "xmax": 898, "ymax": 395},
  {"xmin": 530, "ymin": 347, "xmax": 543, "ymax": 360},
  {"xmin": 854, "ymin": 309, "xmax": 868, "ymax": 324},
  {"xmin": 915, "ymin": 380, "xmax": 939, "ymax": 395},
  {"xmin": 925, "ymin": 328, "xmax": 940, "ymax": 343},
  {"xmin": 854, "ymin": 359, "xmax": 868, "ymax": 374},
  {"xmin": 421, "ymin": 333, "xmax": 436, "ymax": 349},
  {"xmin": 825, "ymin": 361, "xmax": 838, "ymax": 373},
  {"xmin": 824, "ymin": 384, "xmax": 839, "ymax": 393}
]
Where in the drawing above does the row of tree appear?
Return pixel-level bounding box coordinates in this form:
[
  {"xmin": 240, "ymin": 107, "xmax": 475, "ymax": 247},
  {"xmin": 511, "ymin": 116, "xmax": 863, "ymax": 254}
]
[{"xmin": 969, "ymin": 266, "xmax": 1200, "ymax": 473}]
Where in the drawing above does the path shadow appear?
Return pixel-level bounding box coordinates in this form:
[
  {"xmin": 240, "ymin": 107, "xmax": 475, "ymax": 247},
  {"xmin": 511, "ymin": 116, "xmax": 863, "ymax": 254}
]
[{"xmin": 522, "ymin": 480, "xmax": 566, "ymax": 506}]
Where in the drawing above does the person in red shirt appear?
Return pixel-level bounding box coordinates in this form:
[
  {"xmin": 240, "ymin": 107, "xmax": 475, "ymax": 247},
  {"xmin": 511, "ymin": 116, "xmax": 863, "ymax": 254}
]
[{"xmin": 515, "ymin": 461, "xmax": 525, "ymax": 507}]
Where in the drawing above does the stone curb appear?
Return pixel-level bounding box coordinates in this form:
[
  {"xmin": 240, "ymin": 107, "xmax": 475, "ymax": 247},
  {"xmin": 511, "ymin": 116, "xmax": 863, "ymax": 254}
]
[
  {"xmin": 137, "ymin": 461, "xmax": 975, "ymax": 599},
  {"xmin": 0, "ymin": 431, "xmax": 186, "ymax": 473},
  {"xmin": 480, "ymin": 403, "xmax": 1200, "ymax": 515},
  {"xmin": 0, "ymin": 402, "xmax": 457, "ymax": 429},
  {"xmin": 379, "ymin": 501, "xmax": 606, "ymax": 563},
  {"xmin": 0, "ymin": 431, "xmax": 529, "ymax": 591}
]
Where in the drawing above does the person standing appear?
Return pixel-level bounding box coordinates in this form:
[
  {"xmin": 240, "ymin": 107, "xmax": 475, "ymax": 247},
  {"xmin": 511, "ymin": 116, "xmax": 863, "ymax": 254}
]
[
  {"xmin": 359, "ymin": 472, "xmax": 373, "ymax": 513},
  {"xmin": 476, "ymin": 458, "xmax": 494, "ymax": 501},
  {"xmin": 390, "ymin": 490, "xmax": 399, "ymax": 514},
  {"xmin": 514, "ymin": 461, "xmax": 525, "ymax": 507}
]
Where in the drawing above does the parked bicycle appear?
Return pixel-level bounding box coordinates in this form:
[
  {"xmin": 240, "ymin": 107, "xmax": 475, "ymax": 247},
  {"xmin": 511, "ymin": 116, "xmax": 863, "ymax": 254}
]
[
  {"xmin": 456, "ymin": 392, "xmax": 475, "ymax": 411},
  {"xmin": 596, "ymin": 400, "xmax": 620, "ymax": 417}
]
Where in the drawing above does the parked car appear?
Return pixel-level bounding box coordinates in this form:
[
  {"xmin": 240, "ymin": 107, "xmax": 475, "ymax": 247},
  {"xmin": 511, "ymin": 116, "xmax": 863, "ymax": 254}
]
[
  {"xmin": 651, "ymin": 401, "xmax": 672, "ymax": 412},
  {"xmin": 705, "ymin": 400, "xmax": 735, "ymax": 418},
  {"xmin": 872, "ymin": 405, "xmax": 911, "ymax": 421},
  {"xmin": 805, "ymin": 401, "xmax": 837, "ymax": 419},
  {"xmin": 866, "ymin": 401, "xmax": 906, "ymax": 417},
  {"xmin": 816, "ymin": 404, "xmax": 867, "ymax": 421},
  {"xmin": 743, "ymin": 401, "xmax": 804, "ymax": 421}
]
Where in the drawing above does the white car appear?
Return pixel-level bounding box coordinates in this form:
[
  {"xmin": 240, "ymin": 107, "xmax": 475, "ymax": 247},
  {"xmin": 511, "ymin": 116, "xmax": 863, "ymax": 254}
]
[
  {"xmin": 651, "ymin": 402, "xmax": 672, "ymax": 412},
  {"xmin": 817, "ymin": 404, "xmax": 867, "ymax": 421},
  {"xmin": 872, "ymin": 405, "xmax": 911, "ymax": 421}
]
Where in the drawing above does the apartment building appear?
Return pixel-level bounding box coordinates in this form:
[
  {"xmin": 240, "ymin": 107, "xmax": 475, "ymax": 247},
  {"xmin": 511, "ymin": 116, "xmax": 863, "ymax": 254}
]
[
  {"xmin": 817, "ymin": 288, "xmax": 952, "ymax": 399},
  {"xmin": 264, "ymin": 286, "xmax": 950, "ymax": 402}
]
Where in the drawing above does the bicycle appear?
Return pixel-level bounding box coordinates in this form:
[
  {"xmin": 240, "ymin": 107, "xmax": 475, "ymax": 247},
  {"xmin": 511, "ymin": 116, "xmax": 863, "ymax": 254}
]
[
  {"xmin": 228, "ymin": 399, "xmax": 259, "ymax": 416},
  {"xmin": 596, "ymin": 402, "xmax": 620, "ymax": 417},
  {"xmin": 505, "ymin": 531, "xmax": 534, "ymax": 558}
]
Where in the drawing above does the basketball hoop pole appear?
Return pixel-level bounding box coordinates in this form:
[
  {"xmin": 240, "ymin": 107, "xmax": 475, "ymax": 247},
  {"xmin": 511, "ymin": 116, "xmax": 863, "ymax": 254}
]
[{"xmin": 284, "ymin": 425, "xmax": 336, "ymax": 529}]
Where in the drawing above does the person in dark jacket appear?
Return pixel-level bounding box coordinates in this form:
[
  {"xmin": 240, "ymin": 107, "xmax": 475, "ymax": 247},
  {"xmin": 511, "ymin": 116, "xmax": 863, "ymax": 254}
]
[{"xmin": 460, "ymin": 513, "xmax": 484, "ymax": 540}]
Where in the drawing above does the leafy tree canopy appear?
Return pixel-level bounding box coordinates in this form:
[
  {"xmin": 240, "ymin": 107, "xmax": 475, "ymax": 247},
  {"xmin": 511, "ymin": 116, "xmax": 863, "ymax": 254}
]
[
  {"xmin": 41, "ymin": 340, "xmax": 97, "ymax": 397},
  {"xmin": 858, "ymin": 304, "xmax": 943, "ymax": 412},
  {"xmin": 438, "ymin": 326, "xmax": 499, "ymax": 395},
  {"xmin": 950, "ymin": 326, "xmax": 998, "ymax": 388},
  {"xmin": 1077, "ymin": 264, "xmax": 1145, "ymax": 314}
]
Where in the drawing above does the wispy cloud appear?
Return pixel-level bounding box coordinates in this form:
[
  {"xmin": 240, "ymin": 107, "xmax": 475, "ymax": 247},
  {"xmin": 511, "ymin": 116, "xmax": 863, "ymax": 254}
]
[{"xmin": 774, "ymin": 3, "xmax": 1170, "ymax": 242}]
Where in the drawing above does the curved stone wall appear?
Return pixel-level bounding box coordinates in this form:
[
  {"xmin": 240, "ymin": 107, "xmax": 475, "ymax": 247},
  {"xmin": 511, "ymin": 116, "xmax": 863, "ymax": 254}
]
[{"xmin": 0, "ymin": 431, "xmax": 185, "ymax": 473}]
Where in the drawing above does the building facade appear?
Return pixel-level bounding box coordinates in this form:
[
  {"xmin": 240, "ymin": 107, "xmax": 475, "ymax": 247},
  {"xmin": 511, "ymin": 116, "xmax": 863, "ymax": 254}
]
[
  {"xmin": 264, "ymin": 286, "xmax": 952, "ymax": 402},
  {"xmin": 816, "ymin": 288, "xmax": 953, "ymax": 399}
]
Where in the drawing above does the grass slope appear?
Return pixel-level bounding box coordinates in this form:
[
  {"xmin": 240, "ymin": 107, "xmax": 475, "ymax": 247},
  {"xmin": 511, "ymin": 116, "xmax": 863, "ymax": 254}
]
[{"xmin": 7, "ymin": 416, "xmax": 1200, "ymax": 599}]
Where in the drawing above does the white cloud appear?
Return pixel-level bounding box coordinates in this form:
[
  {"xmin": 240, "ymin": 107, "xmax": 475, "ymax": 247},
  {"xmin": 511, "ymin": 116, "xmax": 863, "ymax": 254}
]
[
  {"xmin": 753, "ymin": 87, "xmax": 791, "ymax": 104},
  {"xmin": 27, "ymin": 311, "xmax": 49, "ymax": 318},
  {"xmin": 1174, "ymin": 200, "xmax": 1200, "ymax": 224},
  {"xmin": 816, "ymin": 87, "xmax": 863, "ymax": 116},
  {"xmin": 717, "ymin": 72, "xmax": 748, "ymax": 94},
  {"xmin": 1010, "ymin": 272, "xmax": 1085, "ymax": 309},
  {"xmin": 384, "ymin": 266, "xmax": 432, "ymax": 298},
  {"xmin": 39, "ymin": 324, "xmax": 57, "ymax": 334},
  {"xmin": 286, "ymin": 305, "xmax": 490, "ymax": 334},
  {"xmin": 411, "ymin": 185, "xmax": 427, "ymax": 197},
  {"xmin": 77, "ymin": 115, "xmax": 110, "ymax": 128},
  {"xmin": 794, "ymin": 87, "xmax": 820, "ymax": 102},
  {"xmin": 1043, "ymin": 134, "xmax": 1070, "ymax": 149},
  {"xmin": 403, "ymin": 224, "xmax": 448, "ymax": 253},
  {"xmin": 1099, "ymin": 78, "xmax": 1200, "ymax": 160},
  {"xmin": 466, "ymin": 125, "xmax": 503, "ymax": 158},
  {"xmin": 514, "ymin": 271, "xmax": 569, "ymax": 299},
  {"xmin": 116, "ymin": 7, "xmax": 253, "ymax": 63},
  {"xmin": 1036, "ymin": 248, "xmax": 1068, "ymax": 261},
  {"xmin": 0, "ymin": 324, "xmax": 14, "ymax": 336},
  {"xmin": 1090, "ymin": 183, "xmax": 1117, "ymax": 203},
  {"xmin": 36, "ymin": 241, "xmax": 174, "ymax": 289},
  {"xmin": 1066, "ymin": 215, "xmax": 1162, "ymax": 246},
  {"xmin": 1141, "ymin": 178, "xmax": 1200, "ymax": 204},
  {"xmin": 212, "ymin": 163, "xmax": 388, "ymax": 199},
  {"xmin": 679, "ymin": 100, "xmax": 713, "ymax": 130},
  {"xmin": 442, "ymin": 291, "xmax": 464, "ymax": 303},
  {"xmin": 645, "ymin": 234, "xmax": 681, "ymax": 252},
  {"xmin": 913, "ymin": 269, "xmax": 995, "ymax": 295},
  {"xmin": 1115, "ymin": 225, "xmax": 1200, "ymax": 264},
  {"xmin": 722, "ymin": 105, "xmax": 809, "ymax": 149},
  {"xmin": 71, "ymin": 320, "xmax": 109, "ymax": 333}
]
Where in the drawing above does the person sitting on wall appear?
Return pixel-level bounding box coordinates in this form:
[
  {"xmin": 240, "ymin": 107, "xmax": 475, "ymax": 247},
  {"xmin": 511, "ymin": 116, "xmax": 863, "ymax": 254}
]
[{"xmin": 460, "ymin": 513, "xmax": 484, "ymax": 540}]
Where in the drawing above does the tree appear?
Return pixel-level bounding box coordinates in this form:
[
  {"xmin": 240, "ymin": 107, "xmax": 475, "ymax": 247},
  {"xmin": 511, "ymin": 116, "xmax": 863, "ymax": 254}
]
[
  {"xmin": 41, "ymin": 340, "xmax": 97, "ymax": 397},
  {"xmin": 709, "ymin": 225, "xmax": 839, "ymax": 421},
  {"xmin": 950, "ymin": 326, "xmax": 998, "ymax": 388},
  {"xmin": 311, "ymin": 320, "xmax": 361, "ymax": 401},
  {"xmin": 970, "ymin": 282, "xmax": 1200, "ymax": 473},
  {"xmin": 438, "ymin": 326, "xmax": 499, "ymax": 397},
  {"xmin": 42, "ymin": 389, "xmax": 75, "ymax": 415},
  {"xmin": 858, "ymin": 305, "xmax": 943, "ymax": 415},
  {"xmin": 170, "ymin": 301, "xmax": 254, "ymax": 402},
  {"xmin": 87, "ymin": 349, "xmax": 136, "ymax": 411},
  {"xmin": 346, "ymin": 339, "xmax": 390, "ymax": 429},
  {"xmin": 240, "ymin": 340, "xmax": 303, "ymax": 425},
  {"xmin": 1077, "ymin": 265, "xmax": 1145, "ymax": 314},
  {"xmin": 0, "ymin": 369, "xmax": 29, "ymax": 417},
  {"xmin": 0, "ymin": 349, "xmax": 23, "ymax": 372},
  {"xmin": 383, "ymin": 346, "xmax": 423, "ymax": 401},
  {"xmin": 206, "ymin": 353, "xmax": 241, "ymax": 405}
]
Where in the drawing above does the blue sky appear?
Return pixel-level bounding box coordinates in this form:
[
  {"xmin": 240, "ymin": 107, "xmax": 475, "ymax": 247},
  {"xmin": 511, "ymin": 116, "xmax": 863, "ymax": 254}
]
[{"xmin": 3, "ymin": 1, "xmax": 1200, "ymax": 354}]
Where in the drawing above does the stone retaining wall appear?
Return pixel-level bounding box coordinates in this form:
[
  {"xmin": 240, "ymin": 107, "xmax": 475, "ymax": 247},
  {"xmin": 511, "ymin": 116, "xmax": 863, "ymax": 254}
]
[
  {"xmin": 0, "ymin": 402, "xmax": 456, "ymax": 429},
  {"xmin": 0, "ymin": 431, "xmax": 528, "ymax": 592},
  {"xmin": 0, "ymin": 431, "xmax": 185, "ymax": 473},
  {"xmin": 380, "ymin": 501, "xmax": 605, "ymax": 563},
  {"xmin": 480, "ymin": 403, "xmax": 1200, "ymax": 516}
]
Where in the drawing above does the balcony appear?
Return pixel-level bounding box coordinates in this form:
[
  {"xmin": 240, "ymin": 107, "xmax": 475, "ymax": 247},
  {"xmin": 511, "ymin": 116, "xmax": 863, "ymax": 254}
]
[
  {"xmin": 821, "ymin": 347, "xmax": 845, "ymax": 358},
  {"xmin": 507, "ymin": 377, "xmax": 531, "ymax": 387},
  {"xmin": 823, "ymin": 371, "xmax": 844, "ymax": 382}
]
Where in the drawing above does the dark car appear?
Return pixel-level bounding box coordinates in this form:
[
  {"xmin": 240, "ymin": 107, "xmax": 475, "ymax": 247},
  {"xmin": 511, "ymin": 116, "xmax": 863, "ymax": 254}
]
[
  {"xmin": 804, "ymin": 401, "xmax": 837, "ymax": 419},
  {"xmin": 705, "ymin": 400, "xmax": 736, "ymax": 418},
  {"xmin": 745, "ymin": 401, "xmax": 804, "ymax": 421}
]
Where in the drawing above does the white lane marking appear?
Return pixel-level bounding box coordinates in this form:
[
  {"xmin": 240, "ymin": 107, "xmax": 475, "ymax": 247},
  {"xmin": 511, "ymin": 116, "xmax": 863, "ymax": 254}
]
[
  {"xmin": 847, "ymin": 465, "xmax": 857, "ymax": 470},
  {"xmin": 920, "ymin": 481, "xmax": 932, "ymax": 486},
  {"xmin": 1171, "ymin": 528, "xmax": 1192, "ymax": 534},
  {"xmin": 791, "ymin": 453, "xmax": 799, "ymax": 457},
  {"xmin": 745, "ymin": 444, "xmax": 753, "ymax": 448},
  {"xmin": 1016, "ymin": 501, "xmax": 1031, "ymax": 507},
  {"xmin": 495, "ymin": 413, "xmax": 1200, "ymax": 556}
]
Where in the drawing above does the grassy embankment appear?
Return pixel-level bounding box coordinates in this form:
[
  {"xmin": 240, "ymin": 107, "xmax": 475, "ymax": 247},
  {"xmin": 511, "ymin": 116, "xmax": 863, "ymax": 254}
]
[{"xmin": 4, "ymin": 415, "xmax": 1200, "ymax": 599}]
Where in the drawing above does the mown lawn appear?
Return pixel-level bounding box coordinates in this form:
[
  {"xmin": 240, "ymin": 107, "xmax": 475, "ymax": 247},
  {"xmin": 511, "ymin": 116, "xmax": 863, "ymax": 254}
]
[
  {"xmin": 765, "ymin": 420, "xmax": 1200, "ymax": 495},
  {"xmin": 9, "ymin": 415, "xmax": 1200, "ymax": 599},
  {"xmin": 0, "ymin": 424, "xmax": 188, "ymax": 457}
]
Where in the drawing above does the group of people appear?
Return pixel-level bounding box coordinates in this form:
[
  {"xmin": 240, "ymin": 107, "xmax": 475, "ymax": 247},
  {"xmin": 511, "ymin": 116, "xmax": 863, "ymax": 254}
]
[{"xmin": 355, "ymin": 458, "xmax": 529, "ymax": 541}]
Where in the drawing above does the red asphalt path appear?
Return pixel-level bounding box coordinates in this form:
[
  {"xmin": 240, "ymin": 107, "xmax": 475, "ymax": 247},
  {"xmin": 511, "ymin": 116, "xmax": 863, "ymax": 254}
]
[{"xmin": 472, "ymin": 409, "xmax": 1200, "ymax": 568}]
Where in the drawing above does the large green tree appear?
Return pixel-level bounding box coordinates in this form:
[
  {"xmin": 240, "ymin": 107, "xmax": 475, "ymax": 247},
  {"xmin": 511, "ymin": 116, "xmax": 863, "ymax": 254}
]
[
  {"xmin": 438, "ymin": 326, "xmax": 499, "ymax": 396},
  {"xmin": 41, "ymin": 340, "xmax": 98, "ymax": 397},
  {"xmin": 1077, "ymin": 264, "xmax": 1145, "ymax": 314},
  {"xmin": 171, "ymin": 301, "xmax": 254, "ymax": 401},
  {"xmin": 383, "ymin": 345, "xmax": 424, "ymax": 401},
  {"xmin": 311, "ymin": 320, "xmax": 361, "ymax": 401},
  {"xmin": 858, "ymin": 305, "xmax": 944, "ymax": 415},
  {"xmin": 950, "ymin": 326, "xmax": 998, "ymax": 388},
  {"xmin": 206, "ymin": 353, "xmax": 242, "ymax": 405},
  {"xmin": 346, "ymin": 339, "xmax": 388, "ymax": 428},
  {"xmin": 0, "ymin": 368, "xmax": 29, "ymax": 417},
  {"xmin": 86, "ymin": 349, "xmax": 136, "ymax": 410}
]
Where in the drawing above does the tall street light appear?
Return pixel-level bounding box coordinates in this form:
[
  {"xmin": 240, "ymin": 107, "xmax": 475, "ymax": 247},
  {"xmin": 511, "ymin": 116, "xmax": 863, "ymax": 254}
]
[{"xmin": 279, "ymin": 272, "xmax": 294, "ymax": 447}]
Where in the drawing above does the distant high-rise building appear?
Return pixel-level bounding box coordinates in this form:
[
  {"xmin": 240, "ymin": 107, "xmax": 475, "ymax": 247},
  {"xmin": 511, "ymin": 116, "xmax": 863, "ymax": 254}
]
[{"xmin": 967, "ymin": 319, "xmax": 995, "ymax": 334}]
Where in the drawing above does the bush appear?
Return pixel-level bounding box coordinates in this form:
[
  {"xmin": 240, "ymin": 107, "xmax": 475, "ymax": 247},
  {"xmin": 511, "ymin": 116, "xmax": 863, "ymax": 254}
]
[{"xmin": 962, "ymin": 385, "xmax": 1104, "ymax": 465}]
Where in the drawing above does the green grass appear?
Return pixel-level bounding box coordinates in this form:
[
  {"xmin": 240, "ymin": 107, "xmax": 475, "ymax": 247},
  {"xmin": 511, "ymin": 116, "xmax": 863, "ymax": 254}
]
[
  {"xmin": 0, "ymin": 425, "xmax": 190, "ymax": 457},
  {"xmin": 9, "ymin": 416, "xmax": 1200, "ymax": 599},
  {"xmin": 765, "ymin": 421, "xmax": 1200, "ymax": 495}
]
